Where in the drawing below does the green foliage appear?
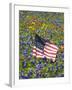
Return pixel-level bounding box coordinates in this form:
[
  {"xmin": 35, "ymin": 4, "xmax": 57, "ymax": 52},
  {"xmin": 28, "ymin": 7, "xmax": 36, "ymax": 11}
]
[{"xmin": 19, "ymin": 11, "xmax": 64, "ymax": 79}]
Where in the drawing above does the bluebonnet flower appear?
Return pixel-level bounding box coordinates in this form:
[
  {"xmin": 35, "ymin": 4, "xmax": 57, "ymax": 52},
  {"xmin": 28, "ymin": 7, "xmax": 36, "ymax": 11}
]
[
  {"xmin": 30, "ymin": 52, "xmax": 32, "ymax": 57},
  {"xmin": 31, "ymin": 60, "xmax": 35, "ymax": 65},
  {"xmin": 53, "ymin": 20, "xmax": 61, "ymax": 27},
  {"xmin": 36, "ymin": 73, "xmax": 41, "ymax": 78},
  {"xmin": 27, "ymin": 35, "xmax": 31, "ymax": 41},
  {"xmin": 56, "ymin": 23, "xmax": 61, "ymax": 27},
  {"xmin": 55, "ymin": 18, "xmax": 63, "ymax": 23},
  {"xmin": 36, "ymin": 73, "xmax": 39, "ymax": 78},
  {"xmin": 36, "ymin": 63, "xmax": 43, "ymax": 70},
  {"xmin": 20, "ymin": 42, "xmax": 25, "ymax": 45},
  {"xmin": 19, "ymin": 75, "xmax": 22, "ymax": 79},
  {"xmin": 26, "ymin": 48, "xmax": 28, "ymax": 51},
  {"xmin": 20, "ymin": 71, "xmax": 24, "ymax": 76},
  {"xmin": 21, "ymin": 76, "xmax": 29, "ymax": 79},
  {"xmin": 24, "ymin": 42, "xmax": 27, "ymax": 44},
  {"xmin": 60, "ymin": 74, "xmax": 64, "ymax": 77},
  {"xmin": 36, "ymin": 64, "xmax": 41, "ymax": 70},
  {"xmin": 52, "ymin": 21, "xmax": 56, "ymax": 25},
  {"xmin": 60, "ymin": 64, "xmax": 63, "ymax": 69},
  {"xmin": 51, "ymin": 66, "xmax": 54, "ymax": 71},
  {"xmin": 23, "ymin": 49, "xmax": 27, "ymax": 56},
  {"xmin": 43, "ymin": 57, "xmax": 47, "ymax": 62},
  {"xmin": 19, "ymin": 71, "xmax": 24, "ymax": 79},
  {"xmin": 28, "ymin": 55, "xmax": 32, "ymax": 60},
  {"xmin": 40, "ymin": 63, "xmax": 43, "ymax": 68},
  {"xmin": 22, "ymin": 61, "xmax": 27, "ymax": 68},
  {"xmin": 19, "ymin": 35, "xmax": 24, "ymax": 39},
  {"xmin": 61, "ymin": 52, "xmax": 64, "ymax": 60},
  {"xmin": 56, "ymin": 66, "xmax": 58, "ymax": 71},
  {"xmin": 39, "ymin": 61, "xmax": 41, "ymax": 64},
  {"xmin": 28, "ymin": 52, "xmax": 32, "ymax": 60},
  {"xmin": 27, "ymin": 41, "xmax": 32, "ymax": 45},
  {"xmin": 57, "ymin": 74, "xmax": 64, "ymax": 77},
  {"xmin": 28, "ymin": 70, "xmax": 33, "ymax": 77},
  {"xmin": 28, "ymin": 73, "xmax": 31, "ymax": 78}
]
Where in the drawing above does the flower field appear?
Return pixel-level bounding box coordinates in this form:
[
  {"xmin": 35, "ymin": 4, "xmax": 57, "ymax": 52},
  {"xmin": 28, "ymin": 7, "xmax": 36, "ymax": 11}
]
[{"xmin": 19, "ymin": 11, "xmax": 64, "ymax": 79}]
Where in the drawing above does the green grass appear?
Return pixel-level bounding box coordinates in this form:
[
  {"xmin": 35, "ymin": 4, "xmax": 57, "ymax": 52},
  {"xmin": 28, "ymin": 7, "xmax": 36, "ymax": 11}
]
[{"xmin": 19, "ymin": 11, "xmax": 64, "ymax": 79}]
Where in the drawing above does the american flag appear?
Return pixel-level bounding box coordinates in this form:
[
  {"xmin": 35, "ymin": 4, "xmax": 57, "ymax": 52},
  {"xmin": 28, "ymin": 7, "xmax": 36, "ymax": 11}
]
[{"xmin": 32, "ymin": 34, "xmax": 58, "ymax": 62}]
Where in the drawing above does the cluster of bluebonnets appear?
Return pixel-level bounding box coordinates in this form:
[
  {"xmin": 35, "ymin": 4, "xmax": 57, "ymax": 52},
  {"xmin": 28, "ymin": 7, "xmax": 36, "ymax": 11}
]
[{"xmin": 19, "ymin": 11, "xmax": 64, "ymax": 79}]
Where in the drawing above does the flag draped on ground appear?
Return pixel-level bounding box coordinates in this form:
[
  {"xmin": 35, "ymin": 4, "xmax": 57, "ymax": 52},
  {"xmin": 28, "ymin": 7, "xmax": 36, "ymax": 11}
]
[{"xmin": 32, "ymin": 34, "xmax": 58, "ymax": 62}]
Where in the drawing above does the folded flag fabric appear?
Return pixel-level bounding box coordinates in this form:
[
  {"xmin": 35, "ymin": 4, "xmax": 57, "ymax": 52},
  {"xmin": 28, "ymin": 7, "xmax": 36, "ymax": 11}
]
[{"xmin": 32, "ymin": 34, "xmax": 58, "ymax": 62}]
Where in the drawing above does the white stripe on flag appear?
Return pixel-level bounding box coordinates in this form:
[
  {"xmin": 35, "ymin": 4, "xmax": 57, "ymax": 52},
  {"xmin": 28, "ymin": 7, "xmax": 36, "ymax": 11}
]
[
  {"xmin": 45, "ymin": 42, "xmax": 58, "ymax": 50},
  {"xmin": 44, "ymin": 46, "xmax": 57, "ymax": 52}
]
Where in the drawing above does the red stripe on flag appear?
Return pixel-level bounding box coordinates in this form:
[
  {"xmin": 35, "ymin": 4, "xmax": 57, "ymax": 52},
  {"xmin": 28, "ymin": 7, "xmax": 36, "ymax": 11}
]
[
  {"xmin": 44, "ymin": 49, "xmax": 56, "ymax": 55},
  {"xmin": 44, "ymin": 52, "xmax": 56, "ymax": 58},
  {"xmin": 44, "ymin": 46, "xmax": 57, "ymax": 52},
  {"xmin": 32, "ymin": 42, "xmax": 58, "ymax": 61},
  {"xmin": 45, "ymin": 43, "xmax": 58, "ymax": 50}
]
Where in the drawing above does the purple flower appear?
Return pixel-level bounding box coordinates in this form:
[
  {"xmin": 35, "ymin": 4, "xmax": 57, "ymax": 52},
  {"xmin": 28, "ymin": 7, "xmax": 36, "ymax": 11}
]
[
  {"xmin": 19, "ymin": 75, "xmax": 22, "ymax": 79},
  {"xmin": 20, "ymin": 42, "xmax": 25, "ymax": 45},
  {"xmin": 36, "ymin": 73, "xmax": 41, "ymax": 78},
  {"xmin": 22, "ymin": 61, "xmax": 27, "ymax": 68},
  {"xmin": 39, "ymin": 61, "xmax": 41, "ymax": 64},
  {"xmin": 28, "ymin": 55, "xmax": 32, "ymax": 60},
  {"xmin": 27, "ymin": 35, "xmax": 31, "ymax": 39},
  {"xmin": 20, "ymin": 41, "xmax": 28, "ymax": 45},
  {"xmin": 52, "ymin": 21, "xmax": 56, "ymax": 25},
  {"xmin": 43, "ymin": 57, "xmax": 47, "ymax": 62},
  {"xmin": 19, "ymin": 71, "xmax": 24, "ymax": 79},
  {"xmin": 56, "ymin": 66, "xmax": 58, "ymax": 71},
  {"xmin": 55, "ymin": 18, "xmax": 63, "ymax": 23},
  {"xmin": 60, "ymin": 74, "xmax": 64, "ymax": 77},
  {"xmin": 36, "ymin": 64, "xmax": 40, "ymax": 70},
  {"xmin": 21, "ymin": 76, "xmax": 29, "ymax": 79},
  {"xmin": 51, "ymin": 66, "xmax": 54, "ymax": 71},
  {"xmin": 31, "ymin": 60, "xmax": 35, "ymax": 65},
  {"xmin": 27, "ymin": 41, "xmax": 32, "ymax": 45},
  {"xmin": 23, "ymin": 49, "xmax": 27, "ymax": 56},
  {"xmin": 28, "ymin": 70, "xmax": 33, "ymax": 77},
  {"xmin": 60, "ymin": 64, "xmax": 63, "ymax": 69},
  {"xmin": 30, "ymin": 52, "xmax": 32, "ymax": 56},
  {"xmin": 19, "ymin": 35, "xmax": 24, "ymax": 39},
  {"xmin": 61, "ymin": 53, "xmax": 64, "ymax": 60},
  {"xmin": 36, "ymin": 64, "xmax": 43, "ymax": 70},
  {"xmin": 57, "ymin": 74, "xmax": 64, "ymax": 77},
  {"xmin": 20, "ymin": 71, "xmax": 24, "ymax": 76},
  {"xmin": 30, "ymin": 49, "xmax": 33, "ymax": 53}
]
